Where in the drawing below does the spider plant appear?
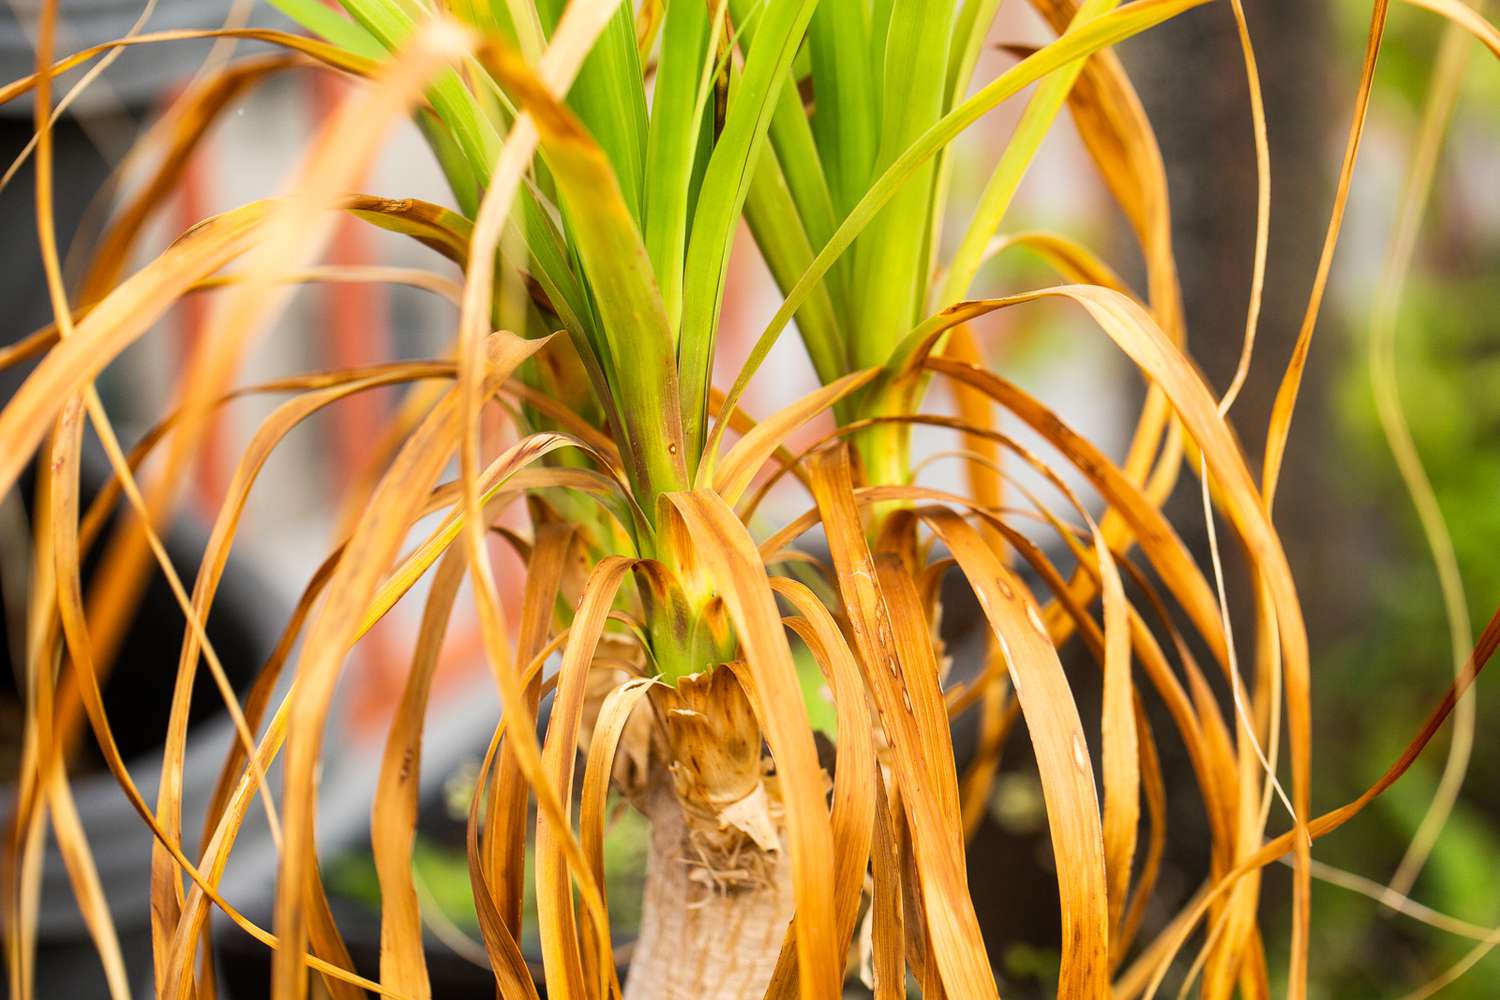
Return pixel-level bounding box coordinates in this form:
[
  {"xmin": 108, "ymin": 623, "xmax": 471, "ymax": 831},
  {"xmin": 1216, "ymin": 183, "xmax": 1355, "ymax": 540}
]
[{"xmin": 5, "ymin": 0, "xmax": 1500, "ymax": 998}]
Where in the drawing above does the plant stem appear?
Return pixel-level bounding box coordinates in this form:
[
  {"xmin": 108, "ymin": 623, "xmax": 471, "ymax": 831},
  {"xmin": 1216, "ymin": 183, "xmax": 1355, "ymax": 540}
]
[{"xmin": 623, "ymin": 781, "xmax": 794, "ymax": 1000}]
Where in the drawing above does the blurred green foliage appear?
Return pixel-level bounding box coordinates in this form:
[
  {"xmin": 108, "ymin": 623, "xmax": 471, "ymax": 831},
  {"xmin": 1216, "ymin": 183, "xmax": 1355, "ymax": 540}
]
[
  {"xmin": 1296, "ymin": 126, "xmax": 1498, "ymax": 1000},
  {"xmin": 1260, "ymin": 7, "xmax": 1500, "ymax": 993},
  {"xmin": 327, "ymin": 793, "xmax": 651, "ymax": 955}
]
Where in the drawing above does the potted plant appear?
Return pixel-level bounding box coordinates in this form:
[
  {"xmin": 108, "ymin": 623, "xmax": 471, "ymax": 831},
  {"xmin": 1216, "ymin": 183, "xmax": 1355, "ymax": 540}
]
[{"xmin": 5, "ymin": 0, "xmax": 1500, "ymax": 998}]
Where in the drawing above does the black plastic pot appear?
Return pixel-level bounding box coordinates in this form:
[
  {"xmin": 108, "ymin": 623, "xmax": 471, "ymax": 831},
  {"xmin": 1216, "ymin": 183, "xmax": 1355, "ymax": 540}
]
[
  {"xmin": 0, "ymin": 453, "xmax": 279, "ymax": 998},
  {"xmin": 216, "ymin": 896, "xmax": 543, "ymax": 1000},
  {"xmin": 212, "ymin": 689, "xmax": 531, "ymax": 999}
]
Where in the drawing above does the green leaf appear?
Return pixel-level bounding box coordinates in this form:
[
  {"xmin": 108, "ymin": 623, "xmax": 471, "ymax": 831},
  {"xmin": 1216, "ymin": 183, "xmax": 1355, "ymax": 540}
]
[
  {"xmin": 730, "ymin": 0, "xmax": 847, "ymax": 363},
  {"xmin": 676, "ymin": 0, "xmax": 820, "ymax": 466},
  {"xmin": 846, "ymin": 0, "xmax": 957, "ymax": 371},
  {"xmin": 743, "ymin": 153, "xmax": 846, "ymax": 389},
  {"xmin": 707, "ymin": 0, "xmax": 1213, "ymax": 467},
  {"xmin": 730, "ymin": 0, "xmax": 840, "ymax": 274},
  {"xmin": 489, "ymin": 43, "xmax": 689, "ymax": 508},
  {"xmin": 807, "ymin": 0, "xmax": 876, "ymax": 219},
  {"xmin": 946, "ymin": 0, "xmax": 1005, "ymax": 106},
  {"xmin": 269, "ymin": 0, "xmax": 386, "ymax": 58},
  {"xmin": 937, "ymin": 0, "xmax": 1121, "ymax": 309},
  {"xmin": 923, "ymin": 0, "xmax": 1003, "ymax": 302},
  {"xmin": 446, "ymin": 0, "xmax": 505, "ymax": 35},
  {"xmin": 337, "ymin": 0, "xmax": 505, "ymax": 183},
  {"xmin": 536, "ymin": 0, "xmax": 649, "ymax": 222},
  {"xmin": 416, "ymin": 108, "xmax": 481, "ymax": 216},
  {"xmin": 643, "ymin": 0, "xmax": 713, "ymax": 329},
  {"xmin": 764, "ymin": 73, "xmax": 843, "ymax": 292}
]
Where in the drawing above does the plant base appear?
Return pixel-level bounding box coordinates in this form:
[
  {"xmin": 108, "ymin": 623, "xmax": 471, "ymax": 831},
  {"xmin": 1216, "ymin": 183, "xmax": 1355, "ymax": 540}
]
[{"xmin": 622, "ymin": 781, "xmax": 793, "ymax": 1000}]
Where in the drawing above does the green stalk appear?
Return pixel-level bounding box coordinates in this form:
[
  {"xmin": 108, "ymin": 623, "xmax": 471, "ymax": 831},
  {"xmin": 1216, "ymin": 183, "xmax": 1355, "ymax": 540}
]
[{"xmin": 841, "ymin": 0, "xmax": 956, "ymax": 489}]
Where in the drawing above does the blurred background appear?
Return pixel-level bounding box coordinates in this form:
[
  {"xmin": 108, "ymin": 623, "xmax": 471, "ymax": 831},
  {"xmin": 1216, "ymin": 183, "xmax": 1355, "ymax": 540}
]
[{"xmin": 0, "ymin": 1, "xmax": 1497, "ymax": 997}]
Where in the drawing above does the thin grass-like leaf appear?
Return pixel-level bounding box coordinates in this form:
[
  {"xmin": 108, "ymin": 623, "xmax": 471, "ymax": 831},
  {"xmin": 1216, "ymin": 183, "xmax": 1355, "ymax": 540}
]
[
  {"xmin": 808, "ymin": 447, "xmax": 999, "ymax": 999},
  {"xmin": 535, "ymin": 556, "xmax": 635, "ymax": 999},
  {"xmin": 764, "ymin": 578, "xmax": 878, "ymax": 995},
  {"xmin": 371, "ymin": 548, "xmax": 467, "ymax": 999},
  {"xmin": 917, "ymin": 506, "xmax": 1111, "ymax": 994},
  {"xmin": 1368, "ymin": 9, "xmax": 1478, "ymax": 903},
  {"xmin": 271, "ymin": 341, "xmax": 544, "ymax": 997},
  {"xmin": 1133, "ymin": 604, "xmax": 1500, "ymax": 998}
]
